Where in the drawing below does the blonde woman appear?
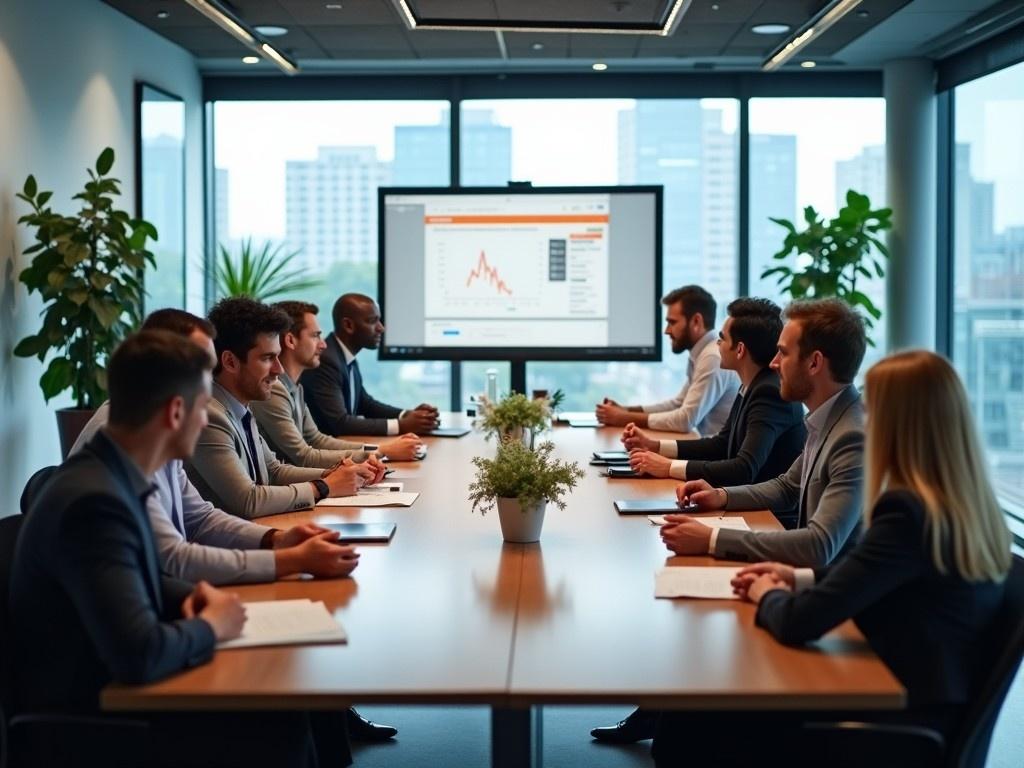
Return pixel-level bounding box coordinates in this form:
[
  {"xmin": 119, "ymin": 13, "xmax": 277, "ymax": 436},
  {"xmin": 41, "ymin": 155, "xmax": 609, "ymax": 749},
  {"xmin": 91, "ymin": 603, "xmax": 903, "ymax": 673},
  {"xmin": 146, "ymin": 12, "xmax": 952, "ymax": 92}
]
[{"xmin": 653, "ymin": 350, "xmax": 1012, "ymax": 766}]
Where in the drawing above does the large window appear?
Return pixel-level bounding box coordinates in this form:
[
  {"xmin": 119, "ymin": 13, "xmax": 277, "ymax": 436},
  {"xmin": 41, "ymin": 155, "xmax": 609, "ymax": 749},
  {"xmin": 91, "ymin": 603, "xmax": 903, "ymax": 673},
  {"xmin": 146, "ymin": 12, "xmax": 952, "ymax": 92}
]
[
  {"xmin": 748, "ymin": 98, "xmax": 887, "ymax": 375},
  {"xmin": 459, "ymin": 99, "xmax": 739, "ymax": 410},
  {"xmin": 952, "ymin": 62, "xmax": 1024, "ymax": 508},
  {"xmin": 212, "ymin": 101, "xmax": 452, "ymax": 409}
]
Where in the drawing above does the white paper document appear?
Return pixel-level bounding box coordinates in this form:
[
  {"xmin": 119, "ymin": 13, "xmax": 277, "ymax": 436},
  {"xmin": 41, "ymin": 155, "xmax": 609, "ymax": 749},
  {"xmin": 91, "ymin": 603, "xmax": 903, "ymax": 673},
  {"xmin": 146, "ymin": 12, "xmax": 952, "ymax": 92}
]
[
  {"xmin": 317, "ymin": 491, "xmax": 420, "ymax": 507},
  {"xmin": 654, "ymin": 567, "xmax": 742, "ymax": 600},
  {"xmin": 218, "ymin": 599, "xmax": 347, "ymax": 649},
  {"xmin": 360, "ymin": 482, "xmax": 404, "ymax": 493},
  {"xmin": 647, "ymin": 515, "xmax": 751, "ymax": 530}
]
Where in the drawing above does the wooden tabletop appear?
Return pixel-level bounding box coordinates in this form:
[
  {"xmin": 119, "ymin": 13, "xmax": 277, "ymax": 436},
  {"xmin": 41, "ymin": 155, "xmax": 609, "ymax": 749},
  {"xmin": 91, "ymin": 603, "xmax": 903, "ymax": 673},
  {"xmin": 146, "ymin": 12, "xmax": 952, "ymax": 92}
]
[{"xmin": 103, "ymin": 415, "xmax": 904, "ymax": 712}]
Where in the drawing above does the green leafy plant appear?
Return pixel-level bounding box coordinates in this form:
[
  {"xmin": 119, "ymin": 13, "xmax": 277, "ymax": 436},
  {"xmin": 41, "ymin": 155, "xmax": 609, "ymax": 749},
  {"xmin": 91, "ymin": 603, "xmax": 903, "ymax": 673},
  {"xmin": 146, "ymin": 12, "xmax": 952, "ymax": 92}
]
[
  {"xmin": 548, "ymin": 388, "xmax": 566, "ymax": 412},
  {"xmin": 468, "ymin": 439, "xmax": 584, "ymax": 515},
  {"xmin": 214, "ymin": 237, "xmax": 320, "ymax": 301},
  {"xmin": 761, "ymin": 189, "xmax": 892, "ymax": 337},
  {"xmin": 14, "ymin": 148, "xmax": 157, "ymax": 408},
  {"xmin": 477, "ymin": 392, "xmax": 551, "ymax": 440}
]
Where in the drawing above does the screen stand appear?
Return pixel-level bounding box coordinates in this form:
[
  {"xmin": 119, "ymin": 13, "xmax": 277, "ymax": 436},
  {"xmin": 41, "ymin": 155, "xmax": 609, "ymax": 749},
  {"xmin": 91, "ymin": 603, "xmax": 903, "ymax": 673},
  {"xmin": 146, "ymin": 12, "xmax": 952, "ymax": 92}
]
[{"xmin": 510, "ymin": 361, "xmax": 527, "ymax": 395}]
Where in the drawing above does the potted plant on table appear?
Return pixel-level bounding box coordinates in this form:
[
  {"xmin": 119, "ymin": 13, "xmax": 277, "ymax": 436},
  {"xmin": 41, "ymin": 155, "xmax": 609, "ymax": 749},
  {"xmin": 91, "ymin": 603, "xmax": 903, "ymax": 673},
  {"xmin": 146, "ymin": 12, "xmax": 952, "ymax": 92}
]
[
  {"xmin": 14, "ymin": 148, "xmax": 157, "ymax": 456},
  {"xmin": 468, "ymin": 439, "xmax": 584, "ymax": 543},
  {"xmin": 476, "ymin": 392, "xmax": 551, "ymax": 449}
]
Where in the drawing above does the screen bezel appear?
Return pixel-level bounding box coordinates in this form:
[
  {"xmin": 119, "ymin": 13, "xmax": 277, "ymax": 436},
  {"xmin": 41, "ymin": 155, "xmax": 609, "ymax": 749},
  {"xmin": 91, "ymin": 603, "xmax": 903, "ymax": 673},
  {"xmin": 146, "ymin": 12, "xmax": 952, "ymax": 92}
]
[{"xmin": 377, "ymin": 184, "xmax": 663, "ymax": 363}]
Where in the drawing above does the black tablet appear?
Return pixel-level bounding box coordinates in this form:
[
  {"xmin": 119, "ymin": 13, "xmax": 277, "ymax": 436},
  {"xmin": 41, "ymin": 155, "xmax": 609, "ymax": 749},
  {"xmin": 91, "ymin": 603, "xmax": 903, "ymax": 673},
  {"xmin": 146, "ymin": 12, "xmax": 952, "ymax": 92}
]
[{"xmin": 323, "ymin": 522, "xmax": 397, "ymax": 543}]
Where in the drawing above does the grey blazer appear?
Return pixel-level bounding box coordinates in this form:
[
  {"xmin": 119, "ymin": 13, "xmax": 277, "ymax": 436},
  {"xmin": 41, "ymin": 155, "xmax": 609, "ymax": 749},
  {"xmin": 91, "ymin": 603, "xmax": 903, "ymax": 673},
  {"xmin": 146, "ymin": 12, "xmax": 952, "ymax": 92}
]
[
  {"xmin": 185, "ymin": 383, "xmax": 323, "ymax": 519},
  {"xmin": 715, "ymin": 385, "xmax": 864, "ymax": 567}
]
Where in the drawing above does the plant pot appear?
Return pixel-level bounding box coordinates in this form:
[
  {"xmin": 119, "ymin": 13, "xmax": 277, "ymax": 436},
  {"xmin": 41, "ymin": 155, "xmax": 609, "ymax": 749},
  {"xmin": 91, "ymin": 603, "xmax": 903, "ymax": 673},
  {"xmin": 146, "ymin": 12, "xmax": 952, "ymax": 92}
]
[
  {"xmin": 56, "ymin": 407, "xmax": 96, "ymax": 459},
  {"xmin": 496, "ymin": 497, "xmax": 546, "ymax": 543}
]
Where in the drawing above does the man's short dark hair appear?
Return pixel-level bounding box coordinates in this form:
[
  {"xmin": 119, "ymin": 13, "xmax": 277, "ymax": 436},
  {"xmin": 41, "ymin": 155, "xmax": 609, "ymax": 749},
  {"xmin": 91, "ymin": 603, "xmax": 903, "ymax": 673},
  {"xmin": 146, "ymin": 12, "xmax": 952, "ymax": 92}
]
[
  {"xmin": 331, "ymin": 293, "xmax": 373, "ymax": 333},
  {"xmin": 783, "ymin": 298, "xmax": 867, "ymax": 384},
  {"xmin": 142, "ymin": 308, "xmax": 216, "ymax": 340},
  {"xmin": 108, "ymin": 330, "xmax": 213, "ymax": 428},
  {"xmin": 662, "ymin": 285, "xmax": 716, "ymax": 329},
  {"xmin": 207, "ymin": 297, "xmax": 290, "ymax": 375},
  {"xmin": 273, "ymin": 301, "xmax": 319, "ymax": 337},
  {"xmin": 727, "ymin": 298, "xmax": 783, "ymax": 367}
]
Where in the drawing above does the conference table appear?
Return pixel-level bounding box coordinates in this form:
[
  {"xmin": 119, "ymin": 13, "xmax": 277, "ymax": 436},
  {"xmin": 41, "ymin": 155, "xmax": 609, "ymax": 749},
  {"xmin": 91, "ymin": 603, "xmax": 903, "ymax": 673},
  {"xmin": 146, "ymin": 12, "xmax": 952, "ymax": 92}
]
[{"xmin": 103, "ymin": 415, "xmax": 904, "ymax": 766}]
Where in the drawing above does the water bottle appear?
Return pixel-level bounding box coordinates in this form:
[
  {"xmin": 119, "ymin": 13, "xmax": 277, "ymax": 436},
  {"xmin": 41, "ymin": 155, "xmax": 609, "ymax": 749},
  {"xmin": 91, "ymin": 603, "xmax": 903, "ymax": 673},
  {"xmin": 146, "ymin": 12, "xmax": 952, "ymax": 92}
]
[{"xmin": 486, "ymin": 368, "xmax": 498, "ymax": 402}]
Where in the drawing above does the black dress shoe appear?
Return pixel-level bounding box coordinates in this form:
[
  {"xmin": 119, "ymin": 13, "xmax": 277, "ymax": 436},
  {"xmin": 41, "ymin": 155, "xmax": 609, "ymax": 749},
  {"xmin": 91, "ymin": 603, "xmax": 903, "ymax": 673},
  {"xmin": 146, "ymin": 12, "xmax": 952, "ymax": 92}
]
[
  {"xmin": 590, "ymin": 708, "xmax": 659, "ymax": 743},
  {"xmin": 346, "ymin": 707, "xmax": 398, "ymax": 742}
]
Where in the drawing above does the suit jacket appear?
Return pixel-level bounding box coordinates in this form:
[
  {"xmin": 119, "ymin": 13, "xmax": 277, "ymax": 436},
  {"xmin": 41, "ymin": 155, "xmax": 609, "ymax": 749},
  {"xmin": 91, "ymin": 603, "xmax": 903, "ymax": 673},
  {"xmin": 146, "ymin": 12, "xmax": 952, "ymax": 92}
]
[
  {"xmin": 73, "ymin": 402, "xmax": 277, "ymax": 584},
  {"xmin": 757, "ymin": 490, "xmax": 1004, "ymax": 710},
  {"xmin": 251, "ymin": 372, "xmax": 367, "ymax": 468},
  {"xmin": 301, "ymin": 335, "xmax": 401, "ymax": 436},
  {"xmin": 716, "ymin": 385, "xmax": 864, "ymax": 566},
  {"xmin": 185, "ymin": 382, "xmax": 323, "ymax": 519},
  {"xmin": 10, "ymin": 431, "xmax": 215, "ymax": 713},
  {"xmin": 674, "ymin": 367, "xmax": 806, "ymax": 488}
]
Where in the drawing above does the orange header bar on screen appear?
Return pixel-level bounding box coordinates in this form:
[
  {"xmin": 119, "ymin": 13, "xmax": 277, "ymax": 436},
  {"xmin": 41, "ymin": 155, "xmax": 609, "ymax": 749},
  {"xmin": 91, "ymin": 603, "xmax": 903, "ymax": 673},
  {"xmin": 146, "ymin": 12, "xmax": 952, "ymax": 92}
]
[
  {"xmin": 424, "ymin": 214, "xmax": 609, "ymax": 225},
  {"xmin": 570, "ymin": 233, "xmax": 604, "ymax": 240}
]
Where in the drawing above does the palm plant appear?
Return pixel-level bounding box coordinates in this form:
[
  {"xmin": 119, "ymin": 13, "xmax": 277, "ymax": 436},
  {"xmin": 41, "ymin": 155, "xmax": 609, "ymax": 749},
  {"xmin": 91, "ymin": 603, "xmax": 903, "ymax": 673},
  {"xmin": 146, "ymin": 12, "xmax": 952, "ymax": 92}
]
[{"xmin": 214, "ymin": 237, "xmax": 320, "ymax": 301}]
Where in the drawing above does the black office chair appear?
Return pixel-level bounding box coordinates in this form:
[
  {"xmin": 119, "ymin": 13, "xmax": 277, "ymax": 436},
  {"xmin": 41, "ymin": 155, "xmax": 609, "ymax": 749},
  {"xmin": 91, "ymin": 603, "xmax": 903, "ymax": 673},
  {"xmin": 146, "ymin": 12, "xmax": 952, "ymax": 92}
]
[
  {"xmin": 0, "ymin": 513, "xmax": 150, "ymax": 768},
  {"xmin": 802, "ymin": 554, "xmax": 1024, "ymax": 768},
  {"xmin": 18, "ymin": 465, "xmax": 57, "ymax": 517}
]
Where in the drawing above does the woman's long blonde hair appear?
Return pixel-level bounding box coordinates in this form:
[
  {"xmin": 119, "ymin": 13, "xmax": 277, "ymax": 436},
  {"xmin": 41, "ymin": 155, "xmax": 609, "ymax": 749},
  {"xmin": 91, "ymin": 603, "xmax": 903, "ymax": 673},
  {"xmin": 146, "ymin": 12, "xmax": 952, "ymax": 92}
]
[{"xmin": 864, "ymin": 350, "xmax": 1011, "ymax": 582}]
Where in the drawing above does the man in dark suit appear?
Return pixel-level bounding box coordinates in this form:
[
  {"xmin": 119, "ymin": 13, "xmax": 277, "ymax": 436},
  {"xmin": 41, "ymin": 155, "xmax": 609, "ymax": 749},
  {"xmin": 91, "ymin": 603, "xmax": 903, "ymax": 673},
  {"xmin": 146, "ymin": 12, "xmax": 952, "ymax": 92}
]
[
  {"xmin": 622, "ymin": 298, "xmax": 806, "ymax": 489},
  {"xmin": 11, "ymin": 331, "xmax": 344, "ymax": 767},
  {"xmin": 302, "ymin": 292, "xmax": 440, "ymax": 436}
]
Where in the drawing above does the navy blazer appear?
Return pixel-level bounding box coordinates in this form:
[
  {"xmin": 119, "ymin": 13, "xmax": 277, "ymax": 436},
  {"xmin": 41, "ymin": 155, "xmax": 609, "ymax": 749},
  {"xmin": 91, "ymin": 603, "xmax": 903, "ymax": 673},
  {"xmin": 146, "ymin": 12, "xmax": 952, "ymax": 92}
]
[
  {"xmin": 756, "ymin": 489, "xmax": 1004, "ymax": 711},
  {"xmin": 11, "ymin": 431, "xmax": 215, "ymax": 713},
  {"xmin": 301, "ymin": 334, "xmax": 402, "ymax": 436},
  {"xmin": 673, "ymin": 367, "xmax": 806, "ymax": 488}
]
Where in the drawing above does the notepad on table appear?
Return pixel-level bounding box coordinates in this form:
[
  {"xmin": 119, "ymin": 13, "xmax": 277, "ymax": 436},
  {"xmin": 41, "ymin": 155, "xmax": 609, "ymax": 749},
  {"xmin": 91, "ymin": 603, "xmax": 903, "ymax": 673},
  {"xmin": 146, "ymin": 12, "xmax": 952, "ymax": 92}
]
[
  {"xmin": 647, "ymin": 515, "xmax": 751, "ymax": 530},
  {"xmin": 218, "ymin": 599, "xmax": 347, "ymax": 649},
  {"xmin": 317, "ymin": 491, "xmax": 419, "ymax": 507},
  {"xmin": 655, "ymin": 567, "xmax": 742, "ymax": 600}
]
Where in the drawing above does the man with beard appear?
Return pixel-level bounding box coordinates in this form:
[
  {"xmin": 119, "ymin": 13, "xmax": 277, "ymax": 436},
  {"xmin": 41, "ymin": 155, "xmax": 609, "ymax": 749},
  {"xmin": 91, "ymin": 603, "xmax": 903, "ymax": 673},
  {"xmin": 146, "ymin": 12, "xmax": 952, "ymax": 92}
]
[
  {"xmin": 302, "ymin": 293, "xmax": 440, "ymax": 437},
  {"xmin": 595, "ymin": 285, "xmax": 738, "ymax": 437}
]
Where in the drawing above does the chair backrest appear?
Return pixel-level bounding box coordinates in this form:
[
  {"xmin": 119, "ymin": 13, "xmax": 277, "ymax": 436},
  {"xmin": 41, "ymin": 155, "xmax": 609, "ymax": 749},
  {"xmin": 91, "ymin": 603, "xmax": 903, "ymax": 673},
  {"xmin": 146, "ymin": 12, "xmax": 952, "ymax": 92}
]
[
  {"xmin": 949, "ymin": 554, "xmax": 1024, "ymax": 768},
  {"xmin": 0, "ymin": 514, "xmax": 25, "ymax": 765},
  {"xmin": 19, "ymin": 466, "xmax": 57, "ymax": 518}
]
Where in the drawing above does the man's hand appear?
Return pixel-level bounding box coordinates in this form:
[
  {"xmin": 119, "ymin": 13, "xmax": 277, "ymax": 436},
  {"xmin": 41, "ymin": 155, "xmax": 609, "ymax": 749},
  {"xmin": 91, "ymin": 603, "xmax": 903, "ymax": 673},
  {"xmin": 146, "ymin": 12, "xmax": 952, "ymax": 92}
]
[
  {"xmin": 621, "ymin": 423, "xmax": 658, "ymax": 452},
  {"xmin": 182, "ymin": 581, "xmax": 246, "ymax": 642},
  {"xmin": 399, "ymin": 408, "xmax": 440, "ymax": 434},
  {"xmin": 414, "ymin": 402, "xmax": 439, "ymax": 415},
  {"xmin": 322, "ymin": 461, "xmax": 369, "ymax": 497},
  {"xmin": 629, "ymin": 450, "xmax": 672, "ymax": 478},
  {"xmin": 659, "ymin": 516, "xmax": 713, "ymax": 555},
  {"xmin": 379, "ymin": 433, "xmax": 423, "ymax": 461},
  {"xmin": 273, "ymin": 522, "xmax": 335, "ymax": 549},
  {"xmin": 731, "ymin": 562, "xmax": 795, "ymax": 602},
  {"xmin": 675, "ymin": 479, "xmax": 727, "ymax": 510},
  {"xmin": 595, "ymin": 402, "xmax": 634, "ymax": 427},
  {"xmin": 362, "ymin": 454, "xmax": 387, "ymax": 485},
  {"xmin": 279, "ymin": 532, "xmax": 361, "ymax": 579}
]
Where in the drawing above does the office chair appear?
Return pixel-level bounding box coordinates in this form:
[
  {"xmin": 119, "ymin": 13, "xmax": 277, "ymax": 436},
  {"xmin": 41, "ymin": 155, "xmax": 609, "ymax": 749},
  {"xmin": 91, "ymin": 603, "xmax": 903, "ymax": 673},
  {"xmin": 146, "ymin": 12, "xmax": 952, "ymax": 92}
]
[
  {"xmin": 18, "ymin": 465, "xmax": 56, "ymax": 517},
  {"xmin": 802, "ymin": 554, "xmax": 1024, "ymax": 768},
  {"xmin": 0, "ymin": 513, "xmax": 150, "ymax": 768}
]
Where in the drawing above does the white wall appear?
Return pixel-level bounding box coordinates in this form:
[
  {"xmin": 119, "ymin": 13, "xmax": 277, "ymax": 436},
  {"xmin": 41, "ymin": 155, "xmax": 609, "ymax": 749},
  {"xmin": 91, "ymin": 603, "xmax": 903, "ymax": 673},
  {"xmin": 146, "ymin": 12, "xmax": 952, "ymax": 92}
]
[{"xmin": 0, "ymin": 0, "xmax": 203, "ymax": 515}]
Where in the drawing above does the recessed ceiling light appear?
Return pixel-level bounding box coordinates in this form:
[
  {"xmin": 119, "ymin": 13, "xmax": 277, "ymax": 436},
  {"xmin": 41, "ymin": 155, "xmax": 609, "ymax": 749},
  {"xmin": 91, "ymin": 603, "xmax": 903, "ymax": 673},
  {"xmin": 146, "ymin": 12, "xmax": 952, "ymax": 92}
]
[
  {"xmin": 325, "ymin": 3, "xmax": 342, "ymax": 8},
  {"xmin": 752, "ymin": 23, "xmax": 791, "ymax": 34},
  {"xmin": 156, "ymin": 10, "xmax": 169, "ymax": 19},
  {"xmin": 531, "ymin": 42, "xmax": 544, "ymax": 51},
  {"xmin": 242, "ymin": 55, "xmax": 260, "ymax": 64},
  {"xmin": 254, "ymin": 25, "xmax": 288, "ymax": 37},
  {"xmin": 592, "ymin": 62, "xmax": 608, "ymax": 71},
  {"xmin": 800, "ymin": 60, "xmax": 817, "ymax": 68},
  {"xmin": 711, "ymin": 3, "xmax": 720, "ymax": 9},
  {"xmin": 856, "ymin": 9, "xmax": 869, "ymax": 17}
]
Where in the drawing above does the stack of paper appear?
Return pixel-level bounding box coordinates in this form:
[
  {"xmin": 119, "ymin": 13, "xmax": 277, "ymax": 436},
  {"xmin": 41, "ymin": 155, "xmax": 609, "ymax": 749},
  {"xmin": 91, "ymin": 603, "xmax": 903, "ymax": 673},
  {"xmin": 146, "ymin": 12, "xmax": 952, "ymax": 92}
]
[
  {"xmin": 647, "ymin": 515, "xmax": 751, "ymax": 530},
  {"xmin": 655, "ymin": 567, "xmax": 742, "ymax": 600},
  {"xmin": 317, "ymin": 491, "xmax": 419, "ymax": 507},
  {"xmin": 218, "ymin": 599, "xmax": 347, "ymax": 649}
]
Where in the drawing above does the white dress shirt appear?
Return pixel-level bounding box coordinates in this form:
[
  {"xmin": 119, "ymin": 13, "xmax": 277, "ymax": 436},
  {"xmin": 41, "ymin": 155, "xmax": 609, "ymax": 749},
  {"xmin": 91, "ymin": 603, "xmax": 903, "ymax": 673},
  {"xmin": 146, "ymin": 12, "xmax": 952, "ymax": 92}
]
[{"xmin": 337, "ymin": 336, "xmax": 401, "ymax": 436}]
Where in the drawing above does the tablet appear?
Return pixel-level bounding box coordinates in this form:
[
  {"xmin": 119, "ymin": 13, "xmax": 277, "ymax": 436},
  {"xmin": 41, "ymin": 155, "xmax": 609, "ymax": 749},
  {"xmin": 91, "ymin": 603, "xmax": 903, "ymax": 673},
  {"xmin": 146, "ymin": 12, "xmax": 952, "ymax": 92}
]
[
  {"xmin": 614, "ymin": 500, "xmax": 699, "ymax": 515},
  {"xmin": 427, "ymin": 427, "xmax": 471, "ymax": 438},
  {"xmin": 604, "ymin": 466, "xmax": 639, "ymax": 478},
  {"xmin": 323, "ymin": 522, "xmax": 397, "ymax": 543},
  {"xmin": 592, "ymin": 450, "xmax": 630, "ymax": 463}
]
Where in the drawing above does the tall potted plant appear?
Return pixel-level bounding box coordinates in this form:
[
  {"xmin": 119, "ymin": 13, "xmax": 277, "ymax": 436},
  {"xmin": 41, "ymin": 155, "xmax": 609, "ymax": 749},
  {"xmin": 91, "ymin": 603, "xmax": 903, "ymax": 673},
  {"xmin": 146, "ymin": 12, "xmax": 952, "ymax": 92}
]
[
  {"xmin": 476, "ymin": 392, "xmax": 551, "ymax": 449},
  {"xmin": 214, "ymin": 238, "xmax": 320, "ymax": 300},
  {"xmin": 14, "ymin": 148, "xmax": 157, "ymax": 456},
  {"xmin": 761, "ymin": 189, "xmax": 892, "ymax": 339}
]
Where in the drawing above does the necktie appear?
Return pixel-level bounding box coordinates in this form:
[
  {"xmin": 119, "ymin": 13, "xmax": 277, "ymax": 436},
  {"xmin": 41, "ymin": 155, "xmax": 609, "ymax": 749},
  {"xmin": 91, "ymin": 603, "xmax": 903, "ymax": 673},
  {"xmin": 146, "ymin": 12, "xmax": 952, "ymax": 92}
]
[
  {"xmin": 241, "ymin": 411, "xmax": 264, "ymax": 485},
  {"xmin": 347, "ymin": 359, "xmax": 358, "ymax": 414}
]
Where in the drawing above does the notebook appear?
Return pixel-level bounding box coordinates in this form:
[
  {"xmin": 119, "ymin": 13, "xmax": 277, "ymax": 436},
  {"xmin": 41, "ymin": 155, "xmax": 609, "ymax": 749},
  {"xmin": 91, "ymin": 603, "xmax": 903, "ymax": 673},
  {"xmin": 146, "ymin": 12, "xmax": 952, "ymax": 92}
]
[
  {"xmin": 217, "ymin": 599, "xmax": 347, "ymax": 649},
  {"xmin": 317, "ymin": 491, "xmax": 419, "ymax": 507},
  {"xmin": 648, "ymin": 515, "xmax": 751, "ymax": 530},
  {"xmin": 323, "ymin": 522, "xmax": 396, "ymax": 543},
  {"xmin": 654, "ymin": 567, "xmax": 741, "ymax": 600}
]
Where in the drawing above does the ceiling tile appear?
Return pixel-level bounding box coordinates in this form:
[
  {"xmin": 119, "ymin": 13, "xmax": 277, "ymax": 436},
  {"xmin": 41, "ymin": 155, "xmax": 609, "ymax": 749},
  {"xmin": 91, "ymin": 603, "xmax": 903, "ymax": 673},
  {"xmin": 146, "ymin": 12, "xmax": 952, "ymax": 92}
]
[{"xmin": 278, "ymin": 0, "xmax": 403, "ymax": 25}]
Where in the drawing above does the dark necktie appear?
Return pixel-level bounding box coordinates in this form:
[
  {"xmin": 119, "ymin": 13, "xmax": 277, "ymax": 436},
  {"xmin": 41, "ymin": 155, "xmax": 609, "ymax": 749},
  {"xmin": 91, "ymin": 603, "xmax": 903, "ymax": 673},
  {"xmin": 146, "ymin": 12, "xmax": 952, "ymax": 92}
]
[
  {"xmin": 347, "ymin": 359, "xmax": 358, "ymax": 414},
  {"xmin": 241, "ymin": 411, "xmax": 264, "ymax": 485}
]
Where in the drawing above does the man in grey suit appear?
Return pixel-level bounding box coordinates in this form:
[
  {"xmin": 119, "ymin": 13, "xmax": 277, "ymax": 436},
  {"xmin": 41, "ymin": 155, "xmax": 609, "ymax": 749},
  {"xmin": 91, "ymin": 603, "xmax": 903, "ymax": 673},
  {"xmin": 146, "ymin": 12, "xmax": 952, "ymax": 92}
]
[
  {"xmin": 661, "ymin": 298, "xmax": 867, "ymax": 565},
  {"xmin": 71, "ymin": 308, "xmax": 362, "ymax": 584},
  {"xmin": 253, "ymin": 300, "xmax": 424, "ymax": 467},
  {"xmin": 186, "ymin": 297, "xmax": 384, "ymax": 521},
  {"xmin": 592, "ymin": 298, "xmax": 867, "ymax": 745}
]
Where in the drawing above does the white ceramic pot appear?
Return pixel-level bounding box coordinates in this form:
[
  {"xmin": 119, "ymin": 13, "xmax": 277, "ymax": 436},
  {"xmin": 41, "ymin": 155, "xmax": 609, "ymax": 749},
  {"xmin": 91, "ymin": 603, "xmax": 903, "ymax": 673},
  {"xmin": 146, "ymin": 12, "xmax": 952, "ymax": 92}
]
[
  {"xmin": 495, "ymin": 497, "xmax": 546, "ymax": 543},
  {"xmin": 500, "ymin": 426, "xmax": 534, "ymax": 449}
]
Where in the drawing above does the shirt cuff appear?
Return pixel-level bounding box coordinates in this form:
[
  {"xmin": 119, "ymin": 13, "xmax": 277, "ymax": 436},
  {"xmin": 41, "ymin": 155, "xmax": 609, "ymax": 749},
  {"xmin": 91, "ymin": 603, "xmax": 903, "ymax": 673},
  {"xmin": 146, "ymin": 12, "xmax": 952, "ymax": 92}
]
[
  {"xmin": 387, "ymin": 418, "xmax": 399, "ymax": 436},
  {"xmin": 708, "ymin": 527, "xmax": 720, "ymax": 555},
  {"xmin": 669, "ymin": 460, "xmax": 687, "ymax": 480},
  {"xmin": 658, "ymin": 440, "xmax": 678, "ymax": 458},
  {"xmin": 793, "ymin": 568, "xmax": 816, "ymax": 591}
]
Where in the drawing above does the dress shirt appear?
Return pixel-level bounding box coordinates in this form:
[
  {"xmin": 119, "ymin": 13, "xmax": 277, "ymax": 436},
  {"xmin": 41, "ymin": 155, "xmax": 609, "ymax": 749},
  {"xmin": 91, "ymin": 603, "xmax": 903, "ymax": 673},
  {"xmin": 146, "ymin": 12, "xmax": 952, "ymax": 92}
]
[
  {"xmin": 659, "ymin": 384, "xmax": 749, "ymax": 480},
  {"xmin": 799, "ymin": 387, "xmax": 846, "ymax": 516},
  {"xmin": 337, "ymin": 337, "xmax": 401, "ymax": 436},
  {"xmin": 642, "ymin": 330, "xmax": 739, "ymax": 434},
  {"xmin": 71, "ymin": 402, "xmax": 277, "ymax": 584},
  {"xmin": 251, "ymin": 371, "xmax": 367, "ymax": 469}
]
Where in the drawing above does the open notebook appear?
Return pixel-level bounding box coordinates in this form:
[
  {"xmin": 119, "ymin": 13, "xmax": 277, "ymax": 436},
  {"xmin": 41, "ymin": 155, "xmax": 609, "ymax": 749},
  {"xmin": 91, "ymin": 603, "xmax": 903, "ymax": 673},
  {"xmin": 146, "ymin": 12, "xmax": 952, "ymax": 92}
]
[{"xmin": 217, "ymin": 599, "xmax": 347, "ymax": 649}]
